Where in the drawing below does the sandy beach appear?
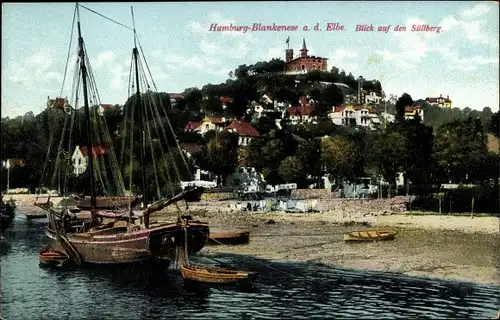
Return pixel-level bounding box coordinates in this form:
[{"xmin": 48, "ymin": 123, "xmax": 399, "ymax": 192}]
[
  {"xmin": 7, "ymin": 194, "xmax": 500, "ymax": 285},
  {"xmin": 149, "ymin": 199, "xmax": 500, "ymax": 285}
]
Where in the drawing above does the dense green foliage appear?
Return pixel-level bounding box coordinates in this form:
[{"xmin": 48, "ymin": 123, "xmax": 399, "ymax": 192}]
[{"xmin": 1, "ymin": 59, "xmax": 498, "ymax": 213}]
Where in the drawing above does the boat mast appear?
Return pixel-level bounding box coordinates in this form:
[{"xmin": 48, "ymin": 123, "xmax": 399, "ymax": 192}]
[
  {"xmin": 131, "ymin": 7, "xmax": 148, "ymax": 226},
  {"xmin": 77, "ymin": 5, "xmax": 97, "ymax": 220}
]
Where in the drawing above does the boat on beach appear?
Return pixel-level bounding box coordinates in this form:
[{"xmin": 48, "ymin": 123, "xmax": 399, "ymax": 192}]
[
  {"xmin": 208, "ymin": 231, "xmax": 250, "ymax": 245},
  {"xmin": 343, "ymin": 230, "xmax": 397, "ymax": 242},
  {"xmin": 36, "ymin": 3, "xmax": 209, "ymax": 267}
]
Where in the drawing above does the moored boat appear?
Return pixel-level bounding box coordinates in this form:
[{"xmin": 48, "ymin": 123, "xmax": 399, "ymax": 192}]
[
  {"xmin": 208, "ymin": 231, "xmax": 250, "ymax": 245},
  {"xmin": 39, "ymin": 247, "xmax": 70, "ymax": 267},
  {"xmin": 343, "ymin": 230, "xmax": 397, "ymax": 242},
  {"xmin": 37, "ymin": 4, "xmax": 210, "ymax": 267},
  {"xmin": 0, "ymin": 196, "xmax": 16, "ymax": 232},
  {"xmin": 180, "ymin": 264, "xmax": 257, "ymax": 285}
]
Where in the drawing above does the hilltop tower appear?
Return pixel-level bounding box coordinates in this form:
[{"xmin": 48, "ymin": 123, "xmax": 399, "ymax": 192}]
[{"xmin": 299, "ymin": 38, "xmax": 308, "ymax": 58}]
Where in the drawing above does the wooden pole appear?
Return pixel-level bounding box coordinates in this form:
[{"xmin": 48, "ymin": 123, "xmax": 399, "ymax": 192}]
[
  {"xmin": 439, "ymin": 195, "xmax": 442, "ymax": 215},
  {"xmin": 470, "ymin": 197, "xmax": 475, "ymax": 219},
  {"xmin": 449, "ymin": 196, "xmax": 452, "ymax": 214}
]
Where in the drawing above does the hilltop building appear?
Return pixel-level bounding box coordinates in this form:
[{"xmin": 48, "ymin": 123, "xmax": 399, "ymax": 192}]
[
  {"xmin": 425, "ymin": 94, "xmax": 452, "ymax": 108},
  {"xmin": 284, "ymin": 38, "xmax": 328, "ymax": 75}
]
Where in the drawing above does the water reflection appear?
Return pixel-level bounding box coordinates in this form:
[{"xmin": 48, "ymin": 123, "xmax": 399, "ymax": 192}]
[{"xmin": 1, "ymin": 213, "xmax": 499, "ymax": 320}]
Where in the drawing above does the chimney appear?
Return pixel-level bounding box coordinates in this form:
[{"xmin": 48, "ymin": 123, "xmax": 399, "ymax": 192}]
[
  {"xmin": 446, "ymin": 95, "xmax": 449, "ymax": 99},
  {"xmin": 439, "ymin": 93, "xmax": 442, "ymax": 97}
]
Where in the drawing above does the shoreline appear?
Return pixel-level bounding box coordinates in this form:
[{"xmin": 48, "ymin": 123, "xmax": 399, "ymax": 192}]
[
  {"xmin": 202, "ymin": 215, "xmax": 499, "ymax": 286},
  {"xmin": 7, "ymin": 194, "xmax": 500, "ymax": 285}
]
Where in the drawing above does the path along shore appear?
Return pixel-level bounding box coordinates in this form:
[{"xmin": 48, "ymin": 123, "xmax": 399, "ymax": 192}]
[{"xmin": 8, "ymin": 194, "xmax": 500, "ymax": 285}]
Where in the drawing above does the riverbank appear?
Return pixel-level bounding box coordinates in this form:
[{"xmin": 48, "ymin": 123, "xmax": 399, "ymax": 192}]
[
  {"xmin": 8, "ymin": 194, "xmax": 499, "ymax": 285},
  {"xmin": 154, "ymin": 208, "xmax": 499, "ymax": 285}
]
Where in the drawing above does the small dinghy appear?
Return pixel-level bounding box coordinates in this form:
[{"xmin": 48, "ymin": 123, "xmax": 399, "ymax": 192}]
[
  {"xmin": 343, "ymin": 230, "xmax": 397, "ymax": 242},
  {"xmin": 180, "ymin": 264, "xmax": 257, "ymax": 285},
  {"xmin": 39, "ymin": 247, "xmax": 70, "ymax": 267},
  {"xmin": 208, "ymin": 231, "xmax": 250, "ymax": 245}
]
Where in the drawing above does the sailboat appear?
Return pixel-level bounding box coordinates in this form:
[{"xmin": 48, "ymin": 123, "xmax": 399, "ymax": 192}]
[{"xmin": 39, "ymin": 4, "xmax": 210, "ymax": 266}]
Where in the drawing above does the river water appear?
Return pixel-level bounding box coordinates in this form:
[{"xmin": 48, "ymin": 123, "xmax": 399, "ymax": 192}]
[{"xmin": 1, "ymin": 213, "xmax": 499, "ymax": 319}]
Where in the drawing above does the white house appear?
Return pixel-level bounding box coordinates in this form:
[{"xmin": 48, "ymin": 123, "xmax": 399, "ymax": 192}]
[
  {"xmin": 328, "ymin": 105, "xmax": 381, "ymax": 130},
  {"xmin": 286, "ymin": 96, "xmax": 317, "ymax": 125},
  {"xmin": 364, "ymin": 92, "xmax": 382, "ymax": 104},
  {"xmin": 225, "ymin": 120, "xmax": 261, "ymax": 146},
  {"xmin": 71, "ymin": 145, "xmax": 107, "ymax": 176}
]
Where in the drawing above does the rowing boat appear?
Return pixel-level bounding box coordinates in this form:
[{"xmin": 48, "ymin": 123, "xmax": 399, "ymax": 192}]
[
  {"xmin": 180, "ymin": 264, "xmax": 257, "ymax": 284},
  {"xmin": 343, "ymin": 230, "xmax": 397, "ymax": 241},
  {"xmin": 39, "ymin": 247, "xmax": 70, "ymax": 267},
  {"xmin": 208, "ymin": 231, "xmax": 250, "ymax": 245}
]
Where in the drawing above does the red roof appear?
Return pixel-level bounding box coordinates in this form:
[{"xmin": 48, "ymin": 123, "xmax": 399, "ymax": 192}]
[
  {"xmin": 205, "ymin": 117, "xmax": 225, "ymax": 124},
  {"xmin": 182, "ymin": 143, "xmax": 203, "ymax": 155},
  {"xmin": 219, "ymin": 96, "xmax": 233, "ymax": 104},
  {"xmin": 99, "ymin": 104, "xmax": 113, "ymax": 110},
  {"xmin": 225, "ymin": 121, "xmax": 260, "ymax": 137},
  {"xmin": 79, "ymin": 145, "xmax": 107, "ymax": 157},
  {"xmin": 169, "ymin": 93, "xmax": 184, "ymax": 99},
  {"xmin": 425, "ymin": 96, "xmax": 451, "ymax": 103},
  {"xmin": 47, "ymin": 97, "xmax": 67, "ymax": 109},
  {"xmin": 287, "ymin": 104, "xmax": 314, "ymax": 116},
  {"xmin": 405, "ymin": 105, "xmax": 421, "ymax": 112},
  {"xmin": 184, "ymin": 121, "xmax": 202, "ymax": 132},
  {"xmin": 332, "ymin": 105, "xmax": 376, "ymax": 113},
  {"xmin": 238, "ymin": 158, "xmax": 249, "ymax": 166}
]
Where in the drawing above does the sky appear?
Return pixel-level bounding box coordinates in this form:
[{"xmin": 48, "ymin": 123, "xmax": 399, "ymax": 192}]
[{"xmin": 1, "ymin": 1, "xmax": 499, "ymax": 118}]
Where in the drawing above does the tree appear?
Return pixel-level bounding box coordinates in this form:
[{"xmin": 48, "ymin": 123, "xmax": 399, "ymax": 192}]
[
  {"xmin": 395, "ymin": 93, "xmax": 413, "ymax": 122},
  {"xmin": 435, "ymin": 117, "xmax": 488, "ymax": 183},
  {"xmin": 489, "ymin": 111, "xmax": 499, "ymax": 137},
  {"xmin": 193, "ymin": 134, "xmax": 238, "ymax": 186},
  {"xmin": 369, "ymin": 131, "xmax": 406, "ymax": 194},
  {"xmin": 278, "ymin": 156, "xmax": 303, "ymax": 183},
  {"xmin": 320, "ymin": 135, "xmax": 358, "ymax": 184}
]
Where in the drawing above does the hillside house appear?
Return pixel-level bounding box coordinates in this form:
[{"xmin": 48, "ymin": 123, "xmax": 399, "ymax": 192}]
[
  {"xmin": 328, "ymin": 105, "xmax": 380, "ymax": 130},
  {"xmin": 425, "ymin": 94, "xmax": 452, "ymax": 108},
  {"xmin": 184, "ymin": 116, "xmax": 226, "ymax": 135},
  {"xmin": 248, "ymin": 101, "xmax": 276, "ymax": 119},
  {"xmin": 404, "ymin": 105, "xmax": 425, "ymax": 122},
  {"xmin": 286, "ymin": 96, "xmax": 317, "ymax": 125},
  {"xmin": 47, "ymin": 96, "xmax": 72, "ymax": 113},
  {"xmin": 98, "ymin": 104, "xmax": 114, "ymax": 116},
  {"xmin": 220, "ymin": 96, "xmax": 233, "ymax": 110},
  {"xmin": 168, "ymin": 93, "xmax": 184, "ymax": 108},
  {"xmin": 225, "ymin": 120, "xmax": 260, "ymax": 146},
  {"xmin": 71, "ymin": 145, "xmax": 107, "ymax": 176},
  {"xmin": 364, "ymin": 91, "xmax": 382, "ymax": 104}
]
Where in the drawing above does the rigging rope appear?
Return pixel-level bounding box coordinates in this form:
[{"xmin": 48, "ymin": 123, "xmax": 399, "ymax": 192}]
[
  {"xmin": 77, "ymin": 4, "xmax": 133, "ymax": 31},
  {"xmin": 59, "ymin": 5, "xmax": 77, "ymax": 98}
]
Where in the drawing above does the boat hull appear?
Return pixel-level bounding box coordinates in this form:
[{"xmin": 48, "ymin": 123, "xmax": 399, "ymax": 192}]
[
  {"xmin": 0, "ymin": 203, "xmax": 16, "ymax": 232},
  {"xmin": 208, "ymin": 231, "xmax": 250, "ymax": 245},
  {"xmin": 39, "ymin": 248, "xmax": 70, "ymax": 267},
  {"xmin": 343, "ymin": 230, "xmax": 397, "ymax": 242},
  {"xmin": 180, "ymin": 264, "xmax": 257, "ymax": 284},
  {"xmin": 44, "ymin": 222, "xmax": 210, "ymax": 265}
]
